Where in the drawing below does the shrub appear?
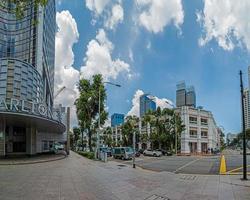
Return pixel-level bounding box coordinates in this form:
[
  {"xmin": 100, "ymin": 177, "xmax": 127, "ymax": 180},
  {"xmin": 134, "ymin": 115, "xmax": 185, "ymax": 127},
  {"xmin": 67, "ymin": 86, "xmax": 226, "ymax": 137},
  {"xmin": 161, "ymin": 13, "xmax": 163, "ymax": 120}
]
[{"xmin": 77, "ymin": 151, "xmax": 94, "ymax": 159}]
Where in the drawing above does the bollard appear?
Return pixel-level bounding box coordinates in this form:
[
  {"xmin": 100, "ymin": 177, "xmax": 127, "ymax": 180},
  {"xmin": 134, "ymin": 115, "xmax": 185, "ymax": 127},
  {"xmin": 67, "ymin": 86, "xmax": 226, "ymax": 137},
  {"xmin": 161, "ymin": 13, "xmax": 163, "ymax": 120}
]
[
  {"xmin": 219, "ymin": 155, "xmax": 227, "ymax": 175},
  {"xmin": 104, "ymin": 152, "xmax": 107, "ymax": 163}
]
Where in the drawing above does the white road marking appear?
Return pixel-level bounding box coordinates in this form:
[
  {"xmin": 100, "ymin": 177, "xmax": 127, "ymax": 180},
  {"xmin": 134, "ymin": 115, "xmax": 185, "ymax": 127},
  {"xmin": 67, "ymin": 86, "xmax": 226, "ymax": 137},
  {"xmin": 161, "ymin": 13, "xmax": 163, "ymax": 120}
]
[{"xmin": 173, "ymin": 157, "xmax": 204, "ymax": 173}]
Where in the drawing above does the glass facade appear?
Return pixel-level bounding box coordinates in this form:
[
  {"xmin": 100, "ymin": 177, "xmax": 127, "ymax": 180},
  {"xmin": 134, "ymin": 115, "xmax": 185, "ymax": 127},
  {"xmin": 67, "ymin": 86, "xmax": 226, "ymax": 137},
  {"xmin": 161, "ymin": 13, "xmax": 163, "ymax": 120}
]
[
  {"xmin": 0, "ymin": 0, "xmax": 55, "ymax": 110},
  {"xmin": 111, "ymin": 113, "xmax": 124, "ymax": 127},
  {"xmin": 140, "ymin": 94, "xmax": 156, "ymax": 117}
]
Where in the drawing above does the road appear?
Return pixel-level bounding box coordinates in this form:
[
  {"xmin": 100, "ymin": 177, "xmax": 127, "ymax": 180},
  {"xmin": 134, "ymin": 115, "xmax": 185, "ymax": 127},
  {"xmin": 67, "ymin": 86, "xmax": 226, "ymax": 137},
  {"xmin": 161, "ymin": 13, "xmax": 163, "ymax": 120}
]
[{"xmin": 113, "ymin": 151, "xmax": 250, "ymax": 174}]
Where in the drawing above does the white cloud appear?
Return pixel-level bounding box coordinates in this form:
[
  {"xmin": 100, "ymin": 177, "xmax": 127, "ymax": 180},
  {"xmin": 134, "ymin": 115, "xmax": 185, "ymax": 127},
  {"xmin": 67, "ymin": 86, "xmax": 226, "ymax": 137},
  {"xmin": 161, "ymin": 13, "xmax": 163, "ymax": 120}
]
[
  {"xmin": 154, "ymin": 97, "xmax": 174, "ymax": 110},
  {"xmin": 55, "ymin": 11, "xmax": 80, "ymax": 127},
  {"xmin": 105, "ymin": 4, "xmax": 124, "ymax": 30},
  {"xmin": 86, "ymin": 0, "xmax": 124, "ymax": 30},
  {"xmin": 136, "ymin": 0, "xmax": 184, "ymax": 33},
  {"xmin": 198, "ymin": 0, "xmax": 250, "ymax": 51},
  {"xmin": 127, "ymin": 90, "xmax": 173, "ymax": 117},
  {"xmin": 127, "ymin": 90, "xmax": 144, "ymax": 117},
  {"xmin": 85, "ymin": 0, "xmax": 110, "ymax": 15},
  {"xmin": 80, "ymin": 29, "xmax": 131, "ymax": 81}
]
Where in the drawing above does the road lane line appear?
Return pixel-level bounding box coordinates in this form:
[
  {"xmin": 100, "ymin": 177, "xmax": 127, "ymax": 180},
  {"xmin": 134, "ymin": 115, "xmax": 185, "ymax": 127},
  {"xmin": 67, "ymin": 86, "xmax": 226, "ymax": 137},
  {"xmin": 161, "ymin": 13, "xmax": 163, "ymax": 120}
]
[{"xmin": 173, "ymin": 157, "xmax": 204, "ymax": 173}]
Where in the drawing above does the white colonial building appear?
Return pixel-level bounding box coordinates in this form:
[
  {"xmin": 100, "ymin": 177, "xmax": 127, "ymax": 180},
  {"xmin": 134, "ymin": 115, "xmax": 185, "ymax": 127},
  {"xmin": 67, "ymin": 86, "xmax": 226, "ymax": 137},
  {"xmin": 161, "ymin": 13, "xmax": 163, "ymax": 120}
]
[{"xmin": 175, "ymin": 106, "xmax": 220, "ymax": 155}]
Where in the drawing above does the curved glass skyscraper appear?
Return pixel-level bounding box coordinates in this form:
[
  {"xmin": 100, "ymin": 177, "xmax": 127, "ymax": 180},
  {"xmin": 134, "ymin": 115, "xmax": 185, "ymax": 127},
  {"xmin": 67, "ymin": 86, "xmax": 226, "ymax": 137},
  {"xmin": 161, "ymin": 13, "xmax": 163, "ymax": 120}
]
[{"xmin": 0, "ymin": 1, "xmax": 66, "ymax": 156}]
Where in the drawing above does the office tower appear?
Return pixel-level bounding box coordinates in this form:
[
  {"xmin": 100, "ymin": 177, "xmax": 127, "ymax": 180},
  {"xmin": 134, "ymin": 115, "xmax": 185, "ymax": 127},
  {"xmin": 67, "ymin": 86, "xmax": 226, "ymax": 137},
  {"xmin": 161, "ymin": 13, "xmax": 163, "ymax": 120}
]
[
  {"xmin": 140, "ymin": 94, "xmax": 156, "ymax": 117},
  {"xmin": 176, "ymin": 81, "xmax": 186, "ymax": 107},
  {"xmin": 243, "ymin": 89, "xmax": 250, "ymax": 129},
  {"xmin": 111, "ymin": 113, "xmax": 124, "ymax": 127},
  {"xmin": 0, "ymin": 1, "xmax": 65, "ymax": 156},
  {"xmin": 186, "ymin": 86, "xmax": 196, "ymax": 107},
  {"xmin": 176, "ymin": 81, "xmax": 196, "ymax": 108}
]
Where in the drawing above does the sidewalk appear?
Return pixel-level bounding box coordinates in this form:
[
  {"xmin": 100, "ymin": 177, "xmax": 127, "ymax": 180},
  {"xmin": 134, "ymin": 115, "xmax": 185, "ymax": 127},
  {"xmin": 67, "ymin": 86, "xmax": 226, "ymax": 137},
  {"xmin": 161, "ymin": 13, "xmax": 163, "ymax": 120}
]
[{"xmin": 0, "ymin": 151, "xmax": 249, "ymax": 200}]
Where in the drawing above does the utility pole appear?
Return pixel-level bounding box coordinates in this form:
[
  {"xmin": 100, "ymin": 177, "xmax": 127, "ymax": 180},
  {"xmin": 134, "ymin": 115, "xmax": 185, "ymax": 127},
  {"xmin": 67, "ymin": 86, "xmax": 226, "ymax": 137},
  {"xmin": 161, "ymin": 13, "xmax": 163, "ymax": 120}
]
[
  {"xmin": 175, "ymin": 114, "xmax": 178, "ymax": 155},
  {"xmin": 240, "ymin": 70, "xmax": 247, "ymax": 180},
  {"xmin": 66, "ymin": 107, "xmax": 70, "ymax": 155}
]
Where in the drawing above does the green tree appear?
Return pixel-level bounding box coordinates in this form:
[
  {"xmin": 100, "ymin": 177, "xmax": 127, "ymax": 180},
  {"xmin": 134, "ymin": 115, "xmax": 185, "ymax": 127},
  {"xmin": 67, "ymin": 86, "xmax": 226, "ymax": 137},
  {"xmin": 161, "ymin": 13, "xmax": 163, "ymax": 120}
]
[
  {"xmin": 1, "ymin": 0, "xmax": 48, "ymax": 19},
  {"xmin": 75, "ymin": 74, "xmax": 108, "ymax": 152},
  {"xmin": 121, "ymin": 116, "xmax": 139, "ymax": 146},
  {"xmin": 103, "ymin": 127, "xmax": 113, "ymax": 147},
  {"xmin": 72, "ymin": 127, "xmax": 81, "ymax": 151}
]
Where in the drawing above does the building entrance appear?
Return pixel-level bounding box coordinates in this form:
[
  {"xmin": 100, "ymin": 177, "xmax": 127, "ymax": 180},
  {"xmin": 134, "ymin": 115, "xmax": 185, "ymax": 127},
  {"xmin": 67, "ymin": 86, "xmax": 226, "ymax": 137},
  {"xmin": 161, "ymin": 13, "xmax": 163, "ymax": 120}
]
[{"xmin": 5, "ymin": 126, "xmax": 26, "ymax": 153}]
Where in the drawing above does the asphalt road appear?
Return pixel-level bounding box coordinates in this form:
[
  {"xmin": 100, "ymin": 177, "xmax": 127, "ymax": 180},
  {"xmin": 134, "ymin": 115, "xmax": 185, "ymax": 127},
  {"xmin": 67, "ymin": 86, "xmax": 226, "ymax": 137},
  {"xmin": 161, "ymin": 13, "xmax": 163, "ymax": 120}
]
[{"xmin": 113, "ymin": 151, "xmax": 250, "ymax": 175}]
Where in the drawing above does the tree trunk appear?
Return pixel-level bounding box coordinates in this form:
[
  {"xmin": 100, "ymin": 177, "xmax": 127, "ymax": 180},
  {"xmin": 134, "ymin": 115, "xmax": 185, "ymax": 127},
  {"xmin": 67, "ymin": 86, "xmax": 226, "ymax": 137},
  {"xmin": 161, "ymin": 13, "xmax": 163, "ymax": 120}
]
[{"xmin": 88, "ymin": 130, "xmax": 92, "ymax": 152}]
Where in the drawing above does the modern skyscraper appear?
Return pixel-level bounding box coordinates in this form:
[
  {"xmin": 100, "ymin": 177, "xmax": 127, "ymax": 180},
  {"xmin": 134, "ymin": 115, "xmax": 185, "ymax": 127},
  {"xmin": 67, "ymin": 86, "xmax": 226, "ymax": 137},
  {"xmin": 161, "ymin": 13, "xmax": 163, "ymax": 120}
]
[
  {"xmin": 111, "ymin": 113, "xmax": 124, "ymax": 127},
  {"xmin": 0, "ymin": 1, "xmax": 65, "ymax": 156},
  {"xmin": 176, "ymin": 81, "xmax": 186, "ymax": 107},
  {"xmin": 140, "ymin": 94, "xmax": 156, "ymax": 117},
  {"xmin": 186, "ymin": 86, "xmax": 196, "ymax": 107},
  {"xmin": 176, "ymin": 81, "xmax": 196, "ymax": 108}
]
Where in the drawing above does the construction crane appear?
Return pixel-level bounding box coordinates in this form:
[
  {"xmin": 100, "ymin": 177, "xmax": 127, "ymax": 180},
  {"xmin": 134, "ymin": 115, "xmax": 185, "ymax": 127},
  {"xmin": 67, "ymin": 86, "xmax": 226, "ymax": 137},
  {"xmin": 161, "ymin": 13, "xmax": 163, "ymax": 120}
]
[{"xmin": 54, "ymin": 86, "xmax": 66, "ymax": 99}]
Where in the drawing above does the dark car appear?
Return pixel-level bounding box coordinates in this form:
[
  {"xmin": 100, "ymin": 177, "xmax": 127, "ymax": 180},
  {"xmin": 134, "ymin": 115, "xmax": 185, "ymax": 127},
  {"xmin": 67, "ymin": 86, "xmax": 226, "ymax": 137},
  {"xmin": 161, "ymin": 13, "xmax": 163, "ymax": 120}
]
[{"xmin": 155, "ymin": 149, "xmax": 167, "ymax": 156}]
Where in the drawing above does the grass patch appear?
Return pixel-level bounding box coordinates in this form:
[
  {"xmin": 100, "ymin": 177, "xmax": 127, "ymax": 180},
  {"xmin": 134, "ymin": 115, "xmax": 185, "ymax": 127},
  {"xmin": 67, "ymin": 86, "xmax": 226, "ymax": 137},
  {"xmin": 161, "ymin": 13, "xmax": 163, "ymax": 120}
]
[{"xmin": 77, "ymin": 151, "xmax": 95, "ymax": 160}]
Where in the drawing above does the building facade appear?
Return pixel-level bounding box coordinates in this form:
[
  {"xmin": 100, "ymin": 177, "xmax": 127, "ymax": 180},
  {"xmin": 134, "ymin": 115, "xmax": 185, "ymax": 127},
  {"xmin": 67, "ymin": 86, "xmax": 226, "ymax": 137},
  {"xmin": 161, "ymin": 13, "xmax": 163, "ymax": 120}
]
[
  {"xmin": 175, "ymin": 106, "xmax": 219, "ymax": 155},
  {"xmin": 0, "ymin": 0, "xmax": 66, "ymax": 156},
  {"xmin": 176, "ymin": 81, "xmax": 196, "ymax": 108},
  {"xmin": 243, "ymin": 89, "xmax": 250, "ymax": 129},
  {"xmin": 139, "ymin": 94, "xmax": 156, "ymax": 117},
  {"xmin": 111, "ymin": 113, "xmax": 124, "ymax": 127}
]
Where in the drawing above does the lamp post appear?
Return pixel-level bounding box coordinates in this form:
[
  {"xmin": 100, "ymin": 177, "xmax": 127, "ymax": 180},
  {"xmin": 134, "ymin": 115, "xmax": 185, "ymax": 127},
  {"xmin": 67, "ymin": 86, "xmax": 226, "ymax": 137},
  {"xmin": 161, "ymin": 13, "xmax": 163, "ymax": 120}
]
[
  {"xmin": 95, "ymin": 81, "xmax": 121, "ymax": 160},
  {"xmin": 240, "ymin": 70, "xmax": 247, "ymax": 180}
]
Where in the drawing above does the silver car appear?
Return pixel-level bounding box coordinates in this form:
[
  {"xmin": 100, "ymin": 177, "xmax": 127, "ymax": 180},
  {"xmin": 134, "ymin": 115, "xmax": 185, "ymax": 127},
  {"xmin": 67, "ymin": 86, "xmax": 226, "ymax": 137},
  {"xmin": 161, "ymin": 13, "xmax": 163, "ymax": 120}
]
[{"xmin": 143, "ymin": 149, "xmax": 162, "ymax": 157}]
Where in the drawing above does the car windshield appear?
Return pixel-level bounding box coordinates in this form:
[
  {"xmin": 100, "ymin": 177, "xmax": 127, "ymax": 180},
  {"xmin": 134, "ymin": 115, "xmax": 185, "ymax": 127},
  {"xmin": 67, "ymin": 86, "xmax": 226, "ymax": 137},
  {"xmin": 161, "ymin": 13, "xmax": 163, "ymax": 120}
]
[{"xmin": 125, "ymin": 147, "xmax": 133, "ymax": 152}]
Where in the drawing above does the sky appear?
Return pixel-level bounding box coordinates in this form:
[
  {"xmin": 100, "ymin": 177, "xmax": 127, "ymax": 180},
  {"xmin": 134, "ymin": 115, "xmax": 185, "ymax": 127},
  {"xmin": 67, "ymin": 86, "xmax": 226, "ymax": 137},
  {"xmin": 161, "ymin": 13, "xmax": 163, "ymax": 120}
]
[{"xmin": 54, "ymin": 0, "xmax": 250, "ymax": 134}]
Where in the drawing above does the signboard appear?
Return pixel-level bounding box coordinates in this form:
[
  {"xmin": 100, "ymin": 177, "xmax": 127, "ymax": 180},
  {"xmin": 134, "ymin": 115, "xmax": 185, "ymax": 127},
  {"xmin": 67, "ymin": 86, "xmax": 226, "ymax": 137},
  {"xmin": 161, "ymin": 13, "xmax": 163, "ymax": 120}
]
[{"xmin": 0, "ymin": 98, "xmax": 61, "ymax": 122}]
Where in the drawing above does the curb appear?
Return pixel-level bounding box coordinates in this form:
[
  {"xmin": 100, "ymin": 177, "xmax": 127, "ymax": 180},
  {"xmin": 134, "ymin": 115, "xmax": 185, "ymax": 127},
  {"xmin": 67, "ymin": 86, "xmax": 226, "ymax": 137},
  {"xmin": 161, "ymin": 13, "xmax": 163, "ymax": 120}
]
[{"xmin": 0, "ymin": 154, "xmax": 67, "ymax": 165}]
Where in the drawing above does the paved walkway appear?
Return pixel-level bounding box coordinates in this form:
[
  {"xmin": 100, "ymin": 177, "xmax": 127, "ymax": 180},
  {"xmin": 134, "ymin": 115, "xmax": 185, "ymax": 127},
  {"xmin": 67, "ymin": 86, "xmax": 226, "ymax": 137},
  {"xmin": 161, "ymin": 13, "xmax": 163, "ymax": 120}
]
[{"xmin": 0, "ymin": 151, "xmax": 249, "ymax": 200}]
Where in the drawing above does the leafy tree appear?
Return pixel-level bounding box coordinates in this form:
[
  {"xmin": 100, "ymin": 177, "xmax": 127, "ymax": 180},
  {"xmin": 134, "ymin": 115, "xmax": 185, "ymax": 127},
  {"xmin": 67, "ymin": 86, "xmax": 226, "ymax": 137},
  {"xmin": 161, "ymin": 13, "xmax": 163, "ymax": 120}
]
[
  {"xmin": 103, "ymin": 127, "xmax": 113, "ymax": 147},
  {"xmin": 75, "ymin": 74, "xmax": 108, "ymax": 152},
  {"xmin": 121, "ymin": 116, "xmax": 139, "ymax": 146},
  {"xmin": 1, "ymin": 0, "xmax": 48, "ymax": 19},
  {"xmin": 72, "ymin": 127, "xmax": 81, "ymax": 150}
]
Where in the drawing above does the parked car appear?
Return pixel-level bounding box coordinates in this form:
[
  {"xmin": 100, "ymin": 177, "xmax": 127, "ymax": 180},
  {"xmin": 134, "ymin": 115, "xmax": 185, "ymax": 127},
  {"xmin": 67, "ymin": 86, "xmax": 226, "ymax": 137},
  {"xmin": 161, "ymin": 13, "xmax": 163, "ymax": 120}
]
[
  {"xmin": 155, "ymin": 149, "xmax": 167, "ymax": 156},
  {"xmin": 113, "ymin": 147, "xmax": 134, "ymax": 160},
  {"xmin": 99, "ymin": 147, "xmax": 112, "ymax": 157},
  {"xmin": 143, "ymin": 149, "xmax": 162, "ymax": 157}
]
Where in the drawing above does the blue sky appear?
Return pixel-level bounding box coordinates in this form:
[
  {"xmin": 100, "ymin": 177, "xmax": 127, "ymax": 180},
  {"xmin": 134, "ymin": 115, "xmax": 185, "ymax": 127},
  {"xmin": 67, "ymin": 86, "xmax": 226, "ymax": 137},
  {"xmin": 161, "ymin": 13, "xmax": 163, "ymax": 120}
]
[{"xmin": 55, "ymin": 0, "xmax": 250, "ymax": 134}]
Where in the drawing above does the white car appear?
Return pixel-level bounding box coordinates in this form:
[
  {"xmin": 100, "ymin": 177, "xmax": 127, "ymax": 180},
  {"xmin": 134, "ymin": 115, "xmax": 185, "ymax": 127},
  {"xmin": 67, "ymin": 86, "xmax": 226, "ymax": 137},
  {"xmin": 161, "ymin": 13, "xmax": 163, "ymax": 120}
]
[{"xmin": 143, "ymin": 149, "xmax": 162, "ymax": 157}]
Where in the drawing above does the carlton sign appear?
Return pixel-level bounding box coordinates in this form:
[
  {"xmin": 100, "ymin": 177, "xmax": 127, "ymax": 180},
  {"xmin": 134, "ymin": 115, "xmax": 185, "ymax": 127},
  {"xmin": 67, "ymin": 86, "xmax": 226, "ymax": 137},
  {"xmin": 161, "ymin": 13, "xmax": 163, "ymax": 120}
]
[{"xmin": 0, "ymin": 98, "xmax": 55, "ymax": 120}]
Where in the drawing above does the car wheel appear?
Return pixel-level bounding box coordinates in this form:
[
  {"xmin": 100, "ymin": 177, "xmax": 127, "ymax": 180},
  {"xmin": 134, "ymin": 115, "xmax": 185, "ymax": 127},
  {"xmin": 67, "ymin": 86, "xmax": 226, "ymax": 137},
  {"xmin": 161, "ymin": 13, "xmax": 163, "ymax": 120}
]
[{"xmin": 153, "ymin": 153, "xmax": 157, "ymax": 157}]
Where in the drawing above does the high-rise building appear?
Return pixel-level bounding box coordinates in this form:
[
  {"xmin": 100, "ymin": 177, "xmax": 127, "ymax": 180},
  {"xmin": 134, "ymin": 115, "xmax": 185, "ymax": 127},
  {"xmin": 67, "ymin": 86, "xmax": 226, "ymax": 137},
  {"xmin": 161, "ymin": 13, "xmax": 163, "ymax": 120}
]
[
  {"xmin": 176, "ymin": 81, "xmax": 196, "ymax": 108},
  {"xmin": 111, "ymin": 113, "xmax": 124, "ymax": 127},
  {"xmin": 140, "ymin": 94, "xmax": 156, "ymax": 117},
  {"xmin": 176, "ymin": 81, "xmax": 186, "ymax": 107},
  {"xmin": 186, "ymin": 86, "xmax": 196, "ymax": 107},
  {"xmin": 0, "ymin": 1, "xmax": 65, "ymax": 156}
]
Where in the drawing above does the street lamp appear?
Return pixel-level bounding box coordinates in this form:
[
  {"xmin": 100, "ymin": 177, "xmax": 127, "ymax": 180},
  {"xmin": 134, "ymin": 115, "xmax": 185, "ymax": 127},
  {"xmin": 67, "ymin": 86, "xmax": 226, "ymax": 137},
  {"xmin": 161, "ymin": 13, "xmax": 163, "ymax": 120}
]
[{"xmin": 95, "ymin": 81, "xmax": 121, "ymax": 160}]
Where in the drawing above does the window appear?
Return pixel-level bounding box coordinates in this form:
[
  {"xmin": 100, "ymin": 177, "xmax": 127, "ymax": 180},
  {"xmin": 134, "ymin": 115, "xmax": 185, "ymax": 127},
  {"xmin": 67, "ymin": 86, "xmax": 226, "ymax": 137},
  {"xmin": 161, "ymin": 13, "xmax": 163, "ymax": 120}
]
[
  {"xmin": 201, "ymin": 131, "xmax": 208, "ymax": 138},
  {"xmin": 42, "ymin": 141, "xmax": 48, "ymax": 151},
  {"xmin": 190, "ymin": 130, "xmax": 197, "ymax": 138},
  {"xmin": 201, "ymin": 118, "xmax": 208, "ymax": 125},
  {"xmin": 189, "ymin": 116, "xmax": 197, "ymax": 124}
]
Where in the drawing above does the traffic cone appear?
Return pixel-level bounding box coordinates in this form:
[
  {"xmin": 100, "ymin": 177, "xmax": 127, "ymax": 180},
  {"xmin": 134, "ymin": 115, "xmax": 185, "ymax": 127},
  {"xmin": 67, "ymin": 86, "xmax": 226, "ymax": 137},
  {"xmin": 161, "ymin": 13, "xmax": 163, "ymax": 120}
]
[{"xmin": 219, "ymin": 155, "xmax": 227, "ymax": 175}]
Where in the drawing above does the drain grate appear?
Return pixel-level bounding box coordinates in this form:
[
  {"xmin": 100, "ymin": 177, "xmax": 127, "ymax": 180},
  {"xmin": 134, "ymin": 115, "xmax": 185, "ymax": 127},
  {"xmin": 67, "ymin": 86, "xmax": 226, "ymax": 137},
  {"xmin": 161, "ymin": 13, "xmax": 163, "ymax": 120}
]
[
  {"xmin": 117, "ymin": 164, "xmax": 127, "ymax": 167},
  {"xmin": 180, "ymin": 175, "xmax": 197, "ymax": 180},
  {"xmin": 145, "ymin": 194, "xmax": 170, "ymax": 200}
]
